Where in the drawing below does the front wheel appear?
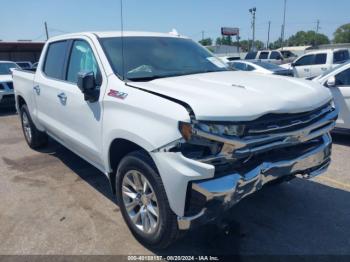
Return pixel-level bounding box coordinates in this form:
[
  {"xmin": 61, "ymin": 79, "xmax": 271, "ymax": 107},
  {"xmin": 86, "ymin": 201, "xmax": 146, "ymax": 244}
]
[{"xmin": 116, "ymin": 151, "xmax": 182, "ymax": 249}]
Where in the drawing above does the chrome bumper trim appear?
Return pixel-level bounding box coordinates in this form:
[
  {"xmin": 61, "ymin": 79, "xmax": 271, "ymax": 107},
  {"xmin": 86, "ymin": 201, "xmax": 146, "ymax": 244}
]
[{"xmin": 178, "ymin": 134, "xmax": 332, "ymax": 230}]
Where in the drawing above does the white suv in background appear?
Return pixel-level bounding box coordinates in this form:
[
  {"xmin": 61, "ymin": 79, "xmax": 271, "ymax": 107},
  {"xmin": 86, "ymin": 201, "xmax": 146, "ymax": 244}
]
[
  {"xmin": 292, "ymin": 49, "xmax": 350, "ymax": 79},
  {"xmin": 245, "ymin": 50, "xmax": 296, "ymax": 65}
]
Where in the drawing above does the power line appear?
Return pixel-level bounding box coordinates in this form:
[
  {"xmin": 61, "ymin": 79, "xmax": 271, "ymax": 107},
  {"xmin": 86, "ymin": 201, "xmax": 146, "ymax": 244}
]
[
  {"xmin": 48, "ymin": 27, "xmax": 70, "ymax": 34},
  {"xmin": 32, "ymin": 33, "xmax": 46, "ymax": 41}
]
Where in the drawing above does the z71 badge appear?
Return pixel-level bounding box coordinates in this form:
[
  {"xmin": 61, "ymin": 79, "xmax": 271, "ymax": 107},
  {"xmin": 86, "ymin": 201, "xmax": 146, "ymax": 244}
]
[{"xmin": 107, "ymin": 89, "xmax": 128, "ymax": 99}]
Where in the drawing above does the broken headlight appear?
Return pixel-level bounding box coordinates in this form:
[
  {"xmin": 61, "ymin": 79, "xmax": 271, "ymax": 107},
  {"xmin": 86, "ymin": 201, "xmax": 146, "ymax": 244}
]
[
  {"xmin": 177, "ymin": 121, "xmax": 245, "ymax": 160},
  {"xmin": 195, "ymin": 122, "xmax": 245, "ymax": 138}
]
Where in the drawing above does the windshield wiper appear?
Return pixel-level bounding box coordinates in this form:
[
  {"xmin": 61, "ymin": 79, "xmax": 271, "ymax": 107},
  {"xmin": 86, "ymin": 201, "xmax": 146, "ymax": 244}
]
[
  {"xmin": 128, "ymin": 72, "xmax": 187, "ymax": 82},
  {"xmin": 127, "ymin": 75, "xmax": 165, "ymax": 82},
  {"xmin": 127, "ymin": 69, "xmax": 228, "ymax": 82}
]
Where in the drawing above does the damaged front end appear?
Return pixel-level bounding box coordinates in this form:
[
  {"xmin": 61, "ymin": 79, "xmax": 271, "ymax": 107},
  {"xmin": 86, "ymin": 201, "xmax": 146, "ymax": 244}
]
[{"xmin": 157, "ymin": 101, "xmax": 338, "ymax": 230}]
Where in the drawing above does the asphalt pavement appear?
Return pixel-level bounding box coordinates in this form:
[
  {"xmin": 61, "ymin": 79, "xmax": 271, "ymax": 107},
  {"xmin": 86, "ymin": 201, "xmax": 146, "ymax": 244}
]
[{"xmin": 0, "ymin": 108, "xmax": 349, "ymax": 255}]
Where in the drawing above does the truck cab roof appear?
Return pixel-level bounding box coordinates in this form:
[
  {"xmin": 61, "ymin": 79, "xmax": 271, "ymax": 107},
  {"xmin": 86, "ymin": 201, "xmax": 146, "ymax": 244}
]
[{"xmin": 48, "ymin": 31, "xmax": 189, "ymax": 42}]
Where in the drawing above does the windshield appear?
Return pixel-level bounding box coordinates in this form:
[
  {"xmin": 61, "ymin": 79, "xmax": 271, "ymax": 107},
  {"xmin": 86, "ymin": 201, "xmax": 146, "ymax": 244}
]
[
  {"xmin": 0, "ymin": 63, "xmax": 19, "ymax": 75},
  {"xmin": 252, "ymin": 61, "xmax": 283, "ymax": 70},
  {"xmin": 100, "ymin": 37, "xmax": 228, "ymax": 81}
]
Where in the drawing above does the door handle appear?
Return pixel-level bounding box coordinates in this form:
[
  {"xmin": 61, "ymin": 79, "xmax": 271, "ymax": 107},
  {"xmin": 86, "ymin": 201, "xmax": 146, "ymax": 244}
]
[
  {"xmin": 321, "ymin": 67, "xmax": 327, "ymax": 71},
  {"xmin": 304, "ymin": 69, "xmax": 310, "ymax": 72},
  {"xmin": 57, "ymin": 92, "xmax": 67, "ymax": 104},
  {"xmin": 33, "ymin": 85, "xmax": 40, "ymax": 95}
]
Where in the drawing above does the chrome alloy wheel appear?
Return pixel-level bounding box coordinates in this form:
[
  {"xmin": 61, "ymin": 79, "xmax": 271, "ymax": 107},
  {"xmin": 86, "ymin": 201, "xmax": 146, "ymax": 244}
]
[
  {"xmin": 122, "ymin": 170, "xmax": 160, "ymax": 234},
  {"xmin": 22, "ymin": 111, "xmax": 32, "ymax": 143}
]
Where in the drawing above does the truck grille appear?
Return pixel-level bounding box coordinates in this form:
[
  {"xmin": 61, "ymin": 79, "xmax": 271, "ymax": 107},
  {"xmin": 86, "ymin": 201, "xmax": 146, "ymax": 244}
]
[{"xmin": 244, "ymin": 102, "xmax": 334, "ymax": 137}]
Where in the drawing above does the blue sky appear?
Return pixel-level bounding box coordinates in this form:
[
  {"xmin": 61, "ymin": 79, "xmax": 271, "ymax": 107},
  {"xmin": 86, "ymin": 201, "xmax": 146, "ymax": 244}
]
[{"xmin": 1, "ymin": 0, "xmax": 349, "ymax": 43}]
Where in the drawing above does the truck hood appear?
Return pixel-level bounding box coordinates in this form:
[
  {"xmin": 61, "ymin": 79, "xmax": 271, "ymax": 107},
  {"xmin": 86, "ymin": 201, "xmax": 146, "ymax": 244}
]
[
  {"xmin": 0, "ymin": 75, "xmax": 13, "ymax": 83},
  {"xmin": 130, "ymin": 71, "xmax": 332, "ymax": 121}
]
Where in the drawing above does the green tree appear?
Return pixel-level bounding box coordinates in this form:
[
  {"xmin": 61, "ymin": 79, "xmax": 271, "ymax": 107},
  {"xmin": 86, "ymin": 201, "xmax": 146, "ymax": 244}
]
[
  {"xmin": 254, "ymin": 40, "xmax": 265, "ymax": 50},
  {"xmin": 334, "ymin": 23, "xmax": 350, "ymax": 43},
  {"xmin": 215, "ymin": 36, "xmax": 233, "ymax": 45},
  {"xmin": 269, "ymin": 38, "xmax": 283, "ymax": 50},
  {"xmin": 239, "ymin": 40, "xmax": 249, "ymax": 51},
  {"xmin": 198, "ymin": 38, "xmax": 213, "ymax": 46},
  {"xmin": 286, "ymin": 31, "xmax": 329, "ymax": 46},
  {"xmin": 240, "ymin": 40, "xmax": 265, "ymax": 52}
]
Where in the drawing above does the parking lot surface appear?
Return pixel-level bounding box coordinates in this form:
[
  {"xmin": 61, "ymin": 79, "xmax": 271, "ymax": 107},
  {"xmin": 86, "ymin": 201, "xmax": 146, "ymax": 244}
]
[{"xmin": 0, "ymin": 108, "xmax": 350, "ymax": 255}]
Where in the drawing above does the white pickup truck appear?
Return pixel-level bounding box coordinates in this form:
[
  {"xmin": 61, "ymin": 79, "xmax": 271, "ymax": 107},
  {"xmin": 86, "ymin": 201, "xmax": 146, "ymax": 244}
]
[
  {"xmin": 13, "ymin": 31, "xmax": 337, "ymax": 248},
  {"xmin": 292, "ymin": 49, "xmax": 350, "ymax": 79}
]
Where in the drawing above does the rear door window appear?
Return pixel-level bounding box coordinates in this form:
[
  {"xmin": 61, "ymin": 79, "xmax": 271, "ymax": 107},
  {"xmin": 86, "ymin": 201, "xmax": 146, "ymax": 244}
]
[
  {"xmin": 270, "ymin": 51, "xmax": 283, "ymax": 60},
  {"xmin": 334, "ymin": 50, "xmax": 350, "ymax": 64},
  {"xmin": 314, "ymin": 53, "xmax": 327, "ymax": 65},
  {"xmin": 259, "ymin": 52, "xmax": 269, "ymax": 59},
  {"xmin": 43, "ymin": 41, "xmax": 68, "ymax": 80},
  {"xmin": 245, "ymin": 52, "xmax": 257, "ymax": 60}
]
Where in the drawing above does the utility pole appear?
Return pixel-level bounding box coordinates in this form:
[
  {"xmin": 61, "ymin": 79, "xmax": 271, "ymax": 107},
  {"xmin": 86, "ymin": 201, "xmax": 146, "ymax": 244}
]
[
  {"xmin": 316, "ymin": 19, "xmax": 320, "ymax": 33},
  {"xmin": 201, "ymin": 30, "xmax": 205, "ymax": 41},
  {"xmin": 236, "ymin": 35, "xmax": 241, "ymax": 55},
  {"xmin": 281, "ymin": 0, "xmax": 287, "ymax": 49},
  {"xmin": 44, "ymin": 22, "xmax": 49, "ymax": 41},
  {"xmin": 280, "ymin": 25, "xmax": 283, "ymax": 47},
  {"xmin": 315, "ymin": 19, "xmax": 321, "ymax": 46},
  {"xmin": 249, "ymin": 7, "xmax": 257, "ymax": 51},
  {"xmin": 267, "ymin": 21, "xmax": 271, "ymax": 49}
]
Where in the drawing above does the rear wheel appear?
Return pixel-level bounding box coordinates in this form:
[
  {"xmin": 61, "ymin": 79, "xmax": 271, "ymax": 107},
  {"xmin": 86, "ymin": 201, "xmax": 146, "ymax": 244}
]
[
  {"xmin": 20, "ymin": 104, "xmax": 48, "ymax": 149},
  {"xmin": 116, "ymin": 151, "xmax": 182, "ymax": 249}
]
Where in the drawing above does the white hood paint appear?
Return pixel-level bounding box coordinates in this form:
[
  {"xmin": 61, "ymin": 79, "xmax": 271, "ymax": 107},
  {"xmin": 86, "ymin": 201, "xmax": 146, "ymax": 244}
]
[
  {"xmin": 0, "ymin": 75, "xmax": 13, "ymax": 83},
  {"xmin": 131, "ymin": 71, "xmax": 332, "ymax": 121}
]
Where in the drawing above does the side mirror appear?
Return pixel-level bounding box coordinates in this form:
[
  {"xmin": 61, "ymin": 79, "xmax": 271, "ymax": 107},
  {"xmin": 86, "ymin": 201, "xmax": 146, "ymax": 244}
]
[
  {"xmin": 291, "ymin": 62, "xmax": 296, "ymax": 67},
  {"xmin": 326, "ymin": 76, "xmax": 336, "ymax": 87},
  {"xmin": 77, "ymin": 71, "xmax": 100, "ymax": 102}
]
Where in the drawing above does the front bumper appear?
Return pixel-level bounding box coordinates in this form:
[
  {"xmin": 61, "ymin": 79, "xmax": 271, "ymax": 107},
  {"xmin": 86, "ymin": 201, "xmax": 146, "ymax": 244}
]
[{"xmin": 178, "ymin": 133, "xmax": 332, "ymax": 230}]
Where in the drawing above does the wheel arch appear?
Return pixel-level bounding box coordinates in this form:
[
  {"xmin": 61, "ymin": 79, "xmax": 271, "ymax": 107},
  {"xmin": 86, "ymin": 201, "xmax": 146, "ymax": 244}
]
[
  {"xmin": 107, "ymin": 138, "xmax": 158, "ymax": 195},
  {"xmin": 16, "ymin": 95, "xmax": 27, "ymax": 111}
]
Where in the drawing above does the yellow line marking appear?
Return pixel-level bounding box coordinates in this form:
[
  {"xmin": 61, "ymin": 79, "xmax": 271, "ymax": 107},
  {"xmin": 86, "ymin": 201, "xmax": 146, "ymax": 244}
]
[{"xmin": 316, "ymin": 176, "xmax": 350, "ymax": 191}]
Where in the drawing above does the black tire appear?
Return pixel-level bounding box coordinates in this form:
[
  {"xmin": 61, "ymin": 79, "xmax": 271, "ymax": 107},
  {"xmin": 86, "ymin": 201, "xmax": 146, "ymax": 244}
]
[
  {"xmin": 116, "ymin": 150, "xmax": 182, "ymax": 249},
  {"xmin": 20, "ymin": 104, "xmax": 48, "ymax": 149}
]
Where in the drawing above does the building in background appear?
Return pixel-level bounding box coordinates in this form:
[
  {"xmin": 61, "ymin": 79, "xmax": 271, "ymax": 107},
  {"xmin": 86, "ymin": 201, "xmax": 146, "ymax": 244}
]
[{"xmin": 0, "ymin": 41, "xmax": 45, "ymax": 63}]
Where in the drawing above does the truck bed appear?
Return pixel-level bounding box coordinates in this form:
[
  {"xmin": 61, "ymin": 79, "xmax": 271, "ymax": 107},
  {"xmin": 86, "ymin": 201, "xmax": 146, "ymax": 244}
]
[{"xmin": 12, "ymin": 69, "xmax": 36, "ymax": 112}]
